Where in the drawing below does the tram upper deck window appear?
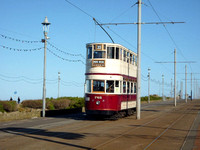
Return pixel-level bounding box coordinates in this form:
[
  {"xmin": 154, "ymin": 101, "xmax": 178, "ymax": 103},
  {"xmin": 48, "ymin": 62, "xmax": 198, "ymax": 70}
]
[
  {"xmin": 87, "ymin": 47, "xmax": 92, "ymax": 59},
  {"xmin": 116, "ymin": 47, "xmax": 119, "ymax": 59},
  {"xmin": 106, "ymin": 80, "xmax": 114, "ymax": 93},
  {"xmin": 107, "ymin": 47, "xmax": 115, "ymax": 59},
  {"xmin": 120, "ymin": 48, "xmax": 122, "ymax": 60},
  {"xmin": 94, "ymin": 51, "xmax": 106, "ymax": 58},
  {"xmin": 123, "ymin": 50, "xmax": 126, "ymax": 62},
  {"xmin": 132, "ymin": 55, "xmax": 135, "ymax": 65},
  {"xmin": 127, "ymin": 52, "xmax": 130, "ymax": 63},
  {"xmin": 130, "ymin": 54, "xmax": 133, "ymax": 64},
  {"xmin": 135, "ymin": 56, "xmax": 137, "ymax": 65},
  {"xmin": 93, "ymin": 80, "xmax": 105, "ymax": 92}
]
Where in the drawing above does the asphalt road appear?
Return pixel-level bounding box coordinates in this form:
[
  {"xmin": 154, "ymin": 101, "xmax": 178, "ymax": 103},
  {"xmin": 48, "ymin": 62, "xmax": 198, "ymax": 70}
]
[{"xmin": 0, "ymin": 99, "xmax": 199, "ymax": 150}]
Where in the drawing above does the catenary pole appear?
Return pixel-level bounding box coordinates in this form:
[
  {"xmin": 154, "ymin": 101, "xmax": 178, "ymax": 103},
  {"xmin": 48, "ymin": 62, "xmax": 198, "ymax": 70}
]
[
  {"xmin": 185, "ymin": 65, "xmax": 187, "ymax": 102},
  {"xmin": 191, "ymin": 73, "xmax": 192, "ymax": 100},
  {"xmin": 136, "ymin": 0, "xmax": 141, "ymax": 120},
  {"xmin": 174, "ymin": 49, "xmax": 176, "ymax": 106},
  {"xmin": 171, "ymin": 78, "xmax": 173, "ymax": 98},
  {"xmin": 162, "ymin": 74, "xmax": 164, "ymax": 101},
  {"xmin": 148, "ymin": 68, "xmax": 151, "ymax": 103},
  {"xmin": 58, "ymin": 72, "xmax": 60, "ymax": 98}
]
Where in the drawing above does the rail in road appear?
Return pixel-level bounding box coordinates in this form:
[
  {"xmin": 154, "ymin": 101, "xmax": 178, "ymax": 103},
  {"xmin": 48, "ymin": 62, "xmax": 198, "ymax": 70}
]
[{"xmin": 0, "ymin": 99, "xmax": 200, "ymax": 150}]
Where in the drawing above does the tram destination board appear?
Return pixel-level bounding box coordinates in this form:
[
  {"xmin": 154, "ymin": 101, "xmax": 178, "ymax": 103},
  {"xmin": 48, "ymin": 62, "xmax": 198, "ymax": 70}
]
[{"xmin": 92, "ymin": 60, "xmax": 105, "ymax": 67}]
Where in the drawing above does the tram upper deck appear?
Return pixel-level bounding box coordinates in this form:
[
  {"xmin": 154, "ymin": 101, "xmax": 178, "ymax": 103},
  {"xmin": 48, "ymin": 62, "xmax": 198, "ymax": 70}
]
[{"xmin": 86, "ymin": 43, "xmax": 137, "ymax": 78}]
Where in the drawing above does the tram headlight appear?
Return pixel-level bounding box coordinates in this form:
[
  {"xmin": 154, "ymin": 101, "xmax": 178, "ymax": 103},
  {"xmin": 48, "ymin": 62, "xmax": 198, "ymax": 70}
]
[{"xmin": 96, "ymin": 101, "xmax": 100, "ymax": 105}]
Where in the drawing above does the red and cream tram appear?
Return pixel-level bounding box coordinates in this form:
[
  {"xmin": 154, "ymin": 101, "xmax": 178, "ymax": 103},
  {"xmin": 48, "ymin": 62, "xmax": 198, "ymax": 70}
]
[{"xmin": 85, "ymin": 43, "xmax": 137, "ymax": 116}]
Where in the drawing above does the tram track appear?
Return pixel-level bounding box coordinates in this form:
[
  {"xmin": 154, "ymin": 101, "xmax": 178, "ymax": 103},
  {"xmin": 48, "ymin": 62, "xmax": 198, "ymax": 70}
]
[
  {"xmin": 143, "ymin": 103, "xmax": 195, "ymax": 149},
  {"xmin": 91, "ymin": 101, "xmax": 195, "ymax": 150}
]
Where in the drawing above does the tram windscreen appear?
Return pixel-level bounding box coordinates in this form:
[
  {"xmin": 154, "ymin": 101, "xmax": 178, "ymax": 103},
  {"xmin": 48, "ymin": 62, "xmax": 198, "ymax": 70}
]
[
  {"xmin": 106, "ymin": 80, "xmax": 114, "ymax": 93},
  {"xmin": 93, "ymin": 80, "xmax": 105, "ymax": 92}
]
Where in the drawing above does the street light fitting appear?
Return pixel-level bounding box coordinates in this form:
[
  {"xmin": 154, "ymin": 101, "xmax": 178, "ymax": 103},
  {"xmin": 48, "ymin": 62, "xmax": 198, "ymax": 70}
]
[{"xmin": 42, "ymin": 16, "xmax": 51, "ymax": 33}]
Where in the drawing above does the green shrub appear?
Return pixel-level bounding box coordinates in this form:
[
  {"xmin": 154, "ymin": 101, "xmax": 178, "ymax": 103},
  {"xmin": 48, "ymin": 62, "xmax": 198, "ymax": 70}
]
[
  {"xmin": 68, "ymin": 97, "xmax": 84, "ymax": 109},
  {"xmin": 21, "ymin": 100, "xmax": 42, "ymax": 109},
  {"xmin": 51, "ymin": 99, "xmax": 70, "ymax": 110},
  {"xmin": 0, "ymin": 101, "xmax": 17, "ymax": 112},
  {"xmin": 47, "ymin": 101, "xmax": 55, "ymax": 110},
  {"xmin": 0, "ymin": 103, "xmax": 5, "ymax": 113}
]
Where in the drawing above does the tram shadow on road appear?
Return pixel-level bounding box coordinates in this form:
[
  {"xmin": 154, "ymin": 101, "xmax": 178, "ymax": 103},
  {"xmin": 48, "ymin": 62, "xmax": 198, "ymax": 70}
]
[
  {"xmin": 49, "ymin": 112, "xmax": 118, "ymax": 121},
  {"xmin": 0, "ymin": 127, "xmax": 92, "ymax": 150}
]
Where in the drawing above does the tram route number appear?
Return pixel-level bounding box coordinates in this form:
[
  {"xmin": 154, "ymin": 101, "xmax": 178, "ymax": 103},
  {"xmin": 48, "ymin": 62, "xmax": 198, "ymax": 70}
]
[{"xmin": 92, "ymin": 60, "xmax": 105, "ymax": 67}]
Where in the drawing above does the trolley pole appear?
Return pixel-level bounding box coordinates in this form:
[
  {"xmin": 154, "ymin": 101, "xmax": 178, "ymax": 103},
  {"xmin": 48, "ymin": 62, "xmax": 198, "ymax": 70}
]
[
  {"xmin": 148, "ymin": 68, "xmax": 151, "ymax": 103},
  {"xmin": 42, "ymin": 17, "xmax": 50, "ymax": 117},
  {"xmin": 174, "ymin": 49, "xmax": 176, "ymax": 106},
  {"xmin": 58, "ymin": 72, "xmax": 60, "ymax": 98},
  {"xmin": 136, "ymin": 0, "xmax": 142, "ymax": 120}
]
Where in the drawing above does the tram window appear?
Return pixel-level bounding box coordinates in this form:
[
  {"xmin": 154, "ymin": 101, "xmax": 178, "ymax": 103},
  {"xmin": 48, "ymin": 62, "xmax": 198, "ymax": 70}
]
[
  {"xmin": 87, "ymin": 47, "xmax": 92, "ymax": 59},
  {"xmin": 131, "ymin": 82, "xmax": 133, "ymax": 93},
  {"xmin": 120, "ymin": 81, "xmax": 122, "ymax": 93},
  {"xmin": 86, "ymin": 80, "xmax": 91, "ymax": 92},
  {"xmin": 134, "ymin": 83, "xmax": 137, "ymax": 93},
  {"xmin": 123, "ymin": 81, "xmax": 126, "ymax": 93},
  {"xmin": 132, "ymin": 55, "xmax": 135, "ymax": 65},
  {"xmin": 94, "ymin": 51, "xmax": 106, "ymax": 58},
  {"xmin": 114, "ymin": 81, "xmax": 120, "ymax": 93},
  {"xmin": 123, "ymin": 50, "xmax": 126, "ymax": 62},
  {"xmin": 127, "ymin": 52, "xmax": 130, "ymax": 63},
  {"xmin": 120, "ymin": 48, "xmax": 122, "ymax": 60},
  {"xmin": 107, "ymin": 47, "xmax": 115, "ymax": 59},
  {"xmin": 127, "ymin": 82, "xmax": 130, "ymax": 93},
  {"xmin": 106, "ymin": 80, "xmax": 114, "ymax": 93},
  {"xmin": 135, "ymin": 56, "xmax": 137, "ymax": 65},
  {"xmin": 104, "ymin": 44, "xmax": 106, "ymax": 50},
  {"xmin": 116, "ymin": 47, "xmax": 119, "ymax": 59},
  {"xmin": 130, "ymin": 54, "xmax": 133, "ymax": 64},
  {"xmin": 115, "ymin": 81, "xmax": 119, "ymax": 87},
  {"xmin": 93, "ymin": 80, "xmax": 105, "ymax": 92}
]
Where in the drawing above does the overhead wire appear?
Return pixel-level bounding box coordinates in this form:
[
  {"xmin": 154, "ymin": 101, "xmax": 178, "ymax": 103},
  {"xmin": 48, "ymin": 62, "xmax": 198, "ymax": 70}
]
[{"xmin": 146, "ymin": 0, "xmax": 193, "ymax": 72}]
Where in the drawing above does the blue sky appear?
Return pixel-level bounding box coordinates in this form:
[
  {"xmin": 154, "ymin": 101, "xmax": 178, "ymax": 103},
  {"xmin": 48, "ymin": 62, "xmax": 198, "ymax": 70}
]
[{"xmin": 0, "ymin": 0, "xmax": 199, "ymax": 100}]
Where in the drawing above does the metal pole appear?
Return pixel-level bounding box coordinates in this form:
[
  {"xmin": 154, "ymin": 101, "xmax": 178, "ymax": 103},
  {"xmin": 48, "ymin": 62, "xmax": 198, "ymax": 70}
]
[
  {"xmin": 162, "ymin": 74, "xmax": 164, "ymax": 101},
  {"xmin": 42, "ymin": 31, "xmax": 47, "ymax": 117},
  {"xmin": 171, "ymin": 78, "xmax": 173, "ymax": 98},
  {"xmin": 148, "ymin": 68, "xmax": 150, "ymax": 103},
  {"xmin": 136, "ymin": 0, "xmax": 141, "ymax": 120},
  {"xmin": 174, "ymin": 49, "xmax": 176, "ymax": 106},
  {"xmin": 191, "ymin": 73, "xmax": 192, "ymax": 100},
  {"xmin": 58, "ymin": 72, "xmax": 60, "ymax": 98},
  {"xmin": 185, "ymin": 65, "xmax": 187, "ymax": 103}
]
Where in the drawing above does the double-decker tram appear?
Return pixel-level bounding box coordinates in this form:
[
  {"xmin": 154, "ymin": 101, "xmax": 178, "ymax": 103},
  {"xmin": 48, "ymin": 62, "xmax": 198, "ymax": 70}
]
[{"xmin": 85, "ymin": 43, "xmax": 137, "ymax": 117}]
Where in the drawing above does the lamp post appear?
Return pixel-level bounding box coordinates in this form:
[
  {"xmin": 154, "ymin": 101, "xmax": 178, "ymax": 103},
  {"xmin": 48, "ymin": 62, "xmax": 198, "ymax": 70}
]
[{"xmin": 42, "ymin": 16, "xmax": 50, "ymax": 117}]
